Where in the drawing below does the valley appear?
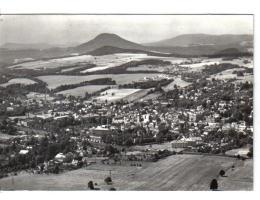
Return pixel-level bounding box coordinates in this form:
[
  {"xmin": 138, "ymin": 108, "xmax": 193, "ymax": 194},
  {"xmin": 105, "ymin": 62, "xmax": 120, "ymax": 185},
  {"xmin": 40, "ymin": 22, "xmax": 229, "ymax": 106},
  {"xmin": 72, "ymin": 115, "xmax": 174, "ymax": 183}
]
[{"xmin": 0, "ymin": 30, "xmax": 253, "ymax": 191}]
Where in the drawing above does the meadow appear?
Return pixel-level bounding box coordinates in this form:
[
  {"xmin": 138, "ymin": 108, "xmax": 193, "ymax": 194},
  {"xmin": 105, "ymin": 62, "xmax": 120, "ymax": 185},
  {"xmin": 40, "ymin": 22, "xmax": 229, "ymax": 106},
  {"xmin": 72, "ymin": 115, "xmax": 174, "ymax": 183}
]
[
  {"xmin": 0, "ymin": 154, "xmax": 252, "ymax": 191},
  {"xmin": 209, "ymin": 68, "xmax": 253, "ymax": 82},
  {"xmin": 8, "ymin": 55, "xmax": 93, "ymax": 70},
  {"xmin": 37, "ymin": 74, "xmax": 162, "ymax": 89},
  {"xmin": 95, "ymin": 88, "xmax": 141, "ymax": 102},
  {"xmin": 56, "ymin": 85, "xmax": 112, "ymax": 97},
  {"xmin": 0, "ymin": 78, "xmax": 36, "ymax": 87},
  {"xmin": 163, "ymin": 77, "xmax": 192, "ymax": 91}
]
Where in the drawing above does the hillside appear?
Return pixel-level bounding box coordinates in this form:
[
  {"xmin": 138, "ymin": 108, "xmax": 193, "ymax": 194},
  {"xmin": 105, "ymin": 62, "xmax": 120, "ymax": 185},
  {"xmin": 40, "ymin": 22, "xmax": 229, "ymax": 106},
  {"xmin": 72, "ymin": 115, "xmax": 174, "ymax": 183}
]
[
  {"xmin": 216, "ymin": 48, "xmax": 241, "ymax": 55},
  {"xmin": 75, "ymin": 33, "xmax": 147, "ymax": 53},
  {"xmin": 87, "ymin": 46, "xmax": 171, "ymax": 57},
  {"xmin": 0, "ymin": 155, "xmax": 252, "ymax": 190},
  {"xmin": 87, "ymin": 46, "xmax": 148, "ymax": 56},
  {"xmin": 145, "ymin": 34, "xmax": 253, "ymax": 47},
  {"xmin": 0, "ymin": 33, "xmax": 254, "ymax": 66},
  {"xmin": 0, "ymin": 42, "xmax": 77, "ymax": 50}
]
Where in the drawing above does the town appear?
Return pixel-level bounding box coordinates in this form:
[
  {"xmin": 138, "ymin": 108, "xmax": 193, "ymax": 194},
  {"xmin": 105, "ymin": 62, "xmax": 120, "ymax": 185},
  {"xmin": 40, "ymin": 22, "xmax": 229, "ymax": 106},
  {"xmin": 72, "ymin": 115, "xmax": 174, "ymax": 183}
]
[
  {"xmin": 0, "ymin": 57, "xmax": 253, "ymax": 189},
  {"xmin": 0, "ymin": 14, "xmax": 254, "ymax": 190}
]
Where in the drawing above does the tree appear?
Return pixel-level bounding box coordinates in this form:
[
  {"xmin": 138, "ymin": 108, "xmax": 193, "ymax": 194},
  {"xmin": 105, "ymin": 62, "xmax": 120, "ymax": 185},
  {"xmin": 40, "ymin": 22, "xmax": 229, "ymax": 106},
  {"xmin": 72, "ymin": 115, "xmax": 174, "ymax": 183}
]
[
  {"xmin": 236, "ymin": 71, "xmax": 244, "ymax": 77},
  {"xmin": 210, "ymin": 179, "xmax": 218, "ymax": 190},
  {"xmin": 53, "ymin": 165, "xmax": 60, "ymax": 174},
  {"xmin": 247, "ymin": 147, "xmax": 253, "ymax": 158},
  {"xmin": 104, "ymin": 176, "xmax": 112, "ymax": 184},
  {"xmin": 46, "ymin": 143, "xmax": 61, "ymax": 160},
  {"xmin": 64, "ymin": 152, "xmax": 74, "ymax": 163},
  {"xmin": 88, "ymin": 181, "xmax": 94, "ymax": 190},
  {"xmin": 219, "ymin": 170, "xmax": 226, "ymax": 177},
  {"xmin": 77, "ymin": 160, "xmax": 84, "ymax": 168},
  {"xmin": 125, "ymin": 138, "xmax": 133, "ymax": 146},
  {"xmin": 104, "ymin": 145, "xmax": 118, "ymax": 155}
]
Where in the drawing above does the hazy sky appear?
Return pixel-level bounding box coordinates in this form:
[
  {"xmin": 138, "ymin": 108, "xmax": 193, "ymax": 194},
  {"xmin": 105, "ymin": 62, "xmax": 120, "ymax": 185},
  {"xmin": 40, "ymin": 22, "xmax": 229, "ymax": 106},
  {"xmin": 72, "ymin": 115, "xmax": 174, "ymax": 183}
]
[{"xmin": 0, "ymin": 15, "xmax": 253, "ymax": 46}]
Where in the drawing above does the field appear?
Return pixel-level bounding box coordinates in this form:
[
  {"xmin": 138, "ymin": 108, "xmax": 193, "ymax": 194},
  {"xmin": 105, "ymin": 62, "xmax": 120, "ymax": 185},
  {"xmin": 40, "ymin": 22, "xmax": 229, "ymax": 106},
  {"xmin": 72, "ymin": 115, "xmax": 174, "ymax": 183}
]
[
  {"xmin": 131, "ymin": 141, "xmax": 174, "ymax": 151},
  {"xmin": 56, "ymin": 85, "xmax": 112, "ymax": 97},
  {"xmin": 225, "ymin": 147, "xmax": 250, "ymax": 157},
  {"xmin": 127, "ymin": 65, "xmax": 174, "ymax": 72},
  {"xmin": 0, "ymin": 132, "xmax": 17, "ymax": 141},
  {"xmin": 223, "ymin": 57, "xmax": 253, "ymax": 68},
  {"xmin": 127, "ymin": 89, "xmax": 151, "ymax": 102},
  {"xmin": 0, "ymin": 78, "xmax": 36, "ymax": 87},
  {"xmin": 218, "ymin": 158, "xmax": 253, "ymax": 190},
  {"xmin": 95, "ymin": 88, "xmax": 141, "ymax": 102},
  {"xmin": 179, "ymin": 57, "xmax": 253, "ymax": 71},
  {"xmin": 139, "ymin": 92, "xmax": 162, "ymax": 101},
  {"xmin": 163, "ymin": 77, "xmax": 192, "ymax": 91},
  {"xmin": 180, "ymin": 60, "xmax": 221, "ymax": 69},
  {"xmin": 80, "ymin": 53, "xmax": 151, "ymax": 73},
  {"xmin": 8, "ymin": 55, "xmax": 93, "ymax": 70},
  {"xmin": 209, "ymin": 68, "xmax": 254, "ymax": 83},
  {"xmin": 37, "ymin": 74, "xmax": 162, "ymax": 89},
  {"xmin": 7, "ymin": 53, "xmax": 171, "ymax": 72},
  {"xmin": 0, "ymin": 155, "xmax": 253, "ymax": 190},
  {"xmin": 13, "ymin": 57, "xmax": 34, "ymax": 64}
]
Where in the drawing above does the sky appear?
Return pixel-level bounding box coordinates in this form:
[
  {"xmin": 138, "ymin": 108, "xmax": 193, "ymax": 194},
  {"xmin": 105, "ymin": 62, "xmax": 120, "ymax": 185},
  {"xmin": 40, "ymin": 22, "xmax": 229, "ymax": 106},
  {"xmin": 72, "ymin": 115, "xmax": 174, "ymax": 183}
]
[{"xmin": 0, "ymin": 15, "xmax": 253, "ymax": 46}]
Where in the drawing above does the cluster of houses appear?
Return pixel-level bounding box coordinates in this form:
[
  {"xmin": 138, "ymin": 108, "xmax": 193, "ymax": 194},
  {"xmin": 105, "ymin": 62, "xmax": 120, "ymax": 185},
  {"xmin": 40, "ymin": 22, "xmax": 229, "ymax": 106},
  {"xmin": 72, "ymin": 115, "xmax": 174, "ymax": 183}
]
[
  {"xmin": 0, "ymin": 71, "xmax": 254, "ymax": 177},
  {"xmin": 3, "ymin": 85, "xmax": 253, "ymax": 151}
]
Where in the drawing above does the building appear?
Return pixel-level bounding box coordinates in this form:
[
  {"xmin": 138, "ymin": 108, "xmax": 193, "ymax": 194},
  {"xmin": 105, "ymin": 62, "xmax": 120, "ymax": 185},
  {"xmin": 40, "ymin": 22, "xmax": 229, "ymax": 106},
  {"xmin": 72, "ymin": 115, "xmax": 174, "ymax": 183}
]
[
  {"xmin": 171, "ymin": 136, "xmax": 202, "ymax": 148},
  {"xmin": 88, "ymin": 135, "xmax": 103, "ymax": 143},
  {"xmin": 91, "ymin": 125, "xmax": 112, "ymax": 135},
  {"xmin": 171, "ymin": 140, "xmax": 189, "ymax": 148}
]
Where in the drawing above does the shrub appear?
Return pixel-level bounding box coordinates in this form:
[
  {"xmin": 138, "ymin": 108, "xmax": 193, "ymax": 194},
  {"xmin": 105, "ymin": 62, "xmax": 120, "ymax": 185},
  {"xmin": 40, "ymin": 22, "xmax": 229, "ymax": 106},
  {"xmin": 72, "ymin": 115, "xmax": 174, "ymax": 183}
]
[
  {"xmin": 219, "ymin": 170, "xmax": 225, "ymax": 177},
  {"xmin": 88, "ymin": 181, "xmax": 94, "ymax": 190},
  {"xmin": 247, "ymin": 147, "xmax": 253, "ymax": 158},
  {"xmin": 104, "ymin": 176, "xmax": 112, "ymax": 184},
  {"xmin": 210, "ymin": 179, "xmax": 218, "ymax": 190}
]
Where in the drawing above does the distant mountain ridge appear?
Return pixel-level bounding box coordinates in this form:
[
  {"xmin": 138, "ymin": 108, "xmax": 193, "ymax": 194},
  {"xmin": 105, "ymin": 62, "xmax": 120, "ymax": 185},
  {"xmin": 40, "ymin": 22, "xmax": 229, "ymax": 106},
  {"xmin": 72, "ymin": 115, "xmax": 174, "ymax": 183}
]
[
  {"xmin": 75, "ymin": 33, "xmax": 253, "ymax": 56},
  {"xmin": 0, "ymin": 33, "xmax": 253, "ymax": 65},
  {"xmin": 0, "ymin": 42, "xmax": 80, "ymax": 50},
  {"xmin": 144, "ymin": 34, "xmax": 253, "ymax": 47},
  {"xmin": 0, "ymin": 43, "xmax": 56, "ymax": 50}
]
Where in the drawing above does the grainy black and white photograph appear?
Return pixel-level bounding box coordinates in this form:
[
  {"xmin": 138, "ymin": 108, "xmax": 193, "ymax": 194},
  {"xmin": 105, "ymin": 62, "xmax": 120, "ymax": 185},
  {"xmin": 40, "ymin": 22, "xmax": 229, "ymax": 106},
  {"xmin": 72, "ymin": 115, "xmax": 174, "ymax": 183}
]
[{"xmin": 0, "ymin": 14, "xmax": 253, "ymax": 191}]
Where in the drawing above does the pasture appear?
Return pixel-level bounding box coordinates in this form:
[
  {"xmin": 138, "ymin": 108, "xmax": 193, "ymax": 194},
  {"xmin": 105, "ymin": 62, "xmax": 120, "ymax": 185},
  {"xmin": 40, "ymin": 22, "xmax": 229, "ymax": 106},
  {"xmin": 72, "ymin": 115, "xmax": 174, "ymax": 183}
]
[
  {"xmin": 80, "ymin": 53, "xmax": 150, "ymax": 73},
  {"xmin": 225, "ymin": 147, "xmax": 250, "ymax": 157},
  {"xmin": 0, "ymin": 78, "xmax": 36, "ymax": 87},
  {"xmin": 127, "ymin": 65, "xmax": 174, "ymax": 72},
  {"xmin": 180, "ymin": 60, "xmax": 221, "ymax": 69},
  {"xmin": 223, "ymin": 57, "xmax": 253, "ymax": 68},
  {"xmin": 95, "ymin": 88, "xmax": 141, "ymax": 102},
  {"xmin": 209, "ymin": 68, "xmax": 253, "ymax": 83},
  {"xmin": 0, "ymin": 155, "xmax": 252, "ymax": 190},
  {"xmin": 8, "ymin": 55, "xmax": 93, "ymax": 70},
  {"xmin": 0, "ymin": 132, "xmax": 17, "ymax": 141},
  {"xmin": 139, "ymin": 92, "xmax": 162, "ymax": 101},
  {"xmin": 37, "ymin": 74, "xmax": 162, "ymax": 89},
  {"xmin": 163, "ymin": 77, "xmax": 192, "ymax": 91},
  {"xmin": 56, "ymin": 85, "xmax": 112, "ymax": 97},
  {"xmin": 8, "ymin": 53, "xmax": 171, "ymax": 72}
]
